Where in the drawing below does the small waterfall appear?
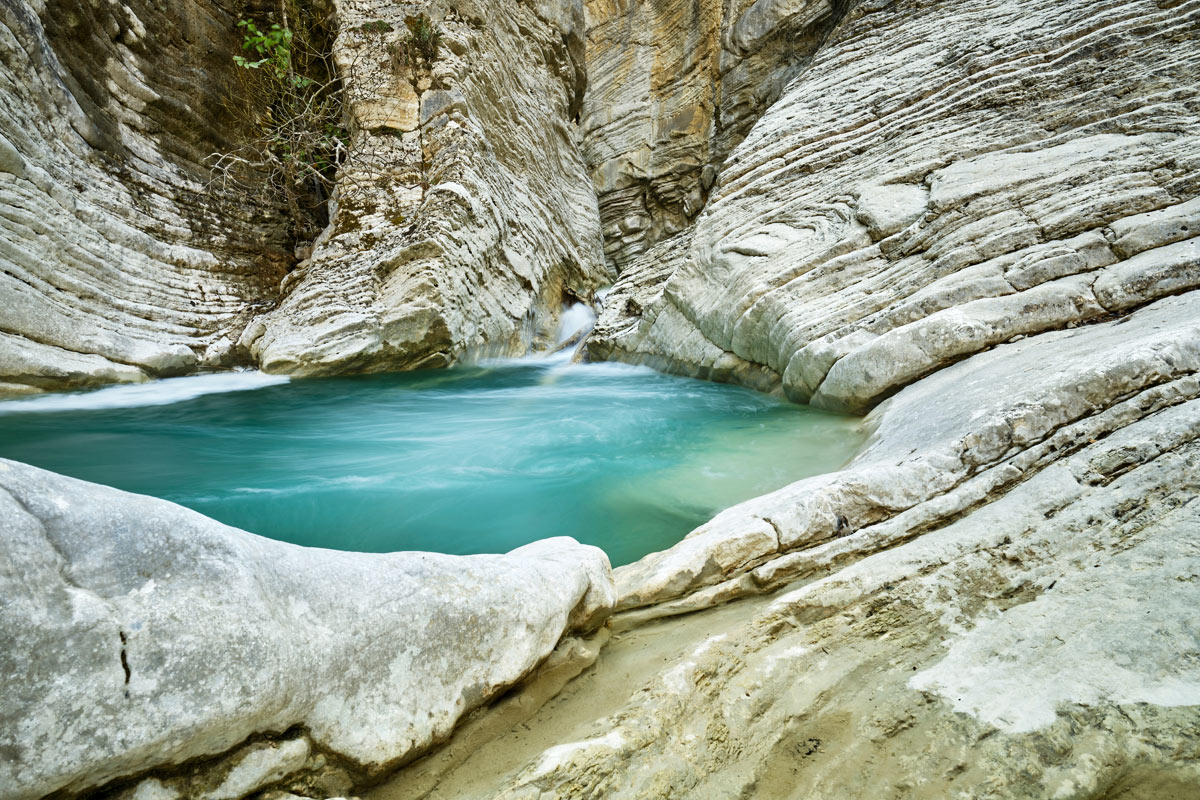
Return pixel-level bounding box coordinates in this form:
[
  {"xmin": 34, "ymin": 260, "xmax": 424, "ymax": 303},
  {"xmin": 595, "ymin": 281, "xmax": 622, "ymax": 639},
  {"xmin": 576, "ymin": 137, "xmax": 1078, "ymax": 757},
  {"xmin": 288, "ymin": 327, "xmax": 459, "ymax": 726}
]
[{"xmin": 545, "ymin": 301, "xmax": 597, "ymax": 360}]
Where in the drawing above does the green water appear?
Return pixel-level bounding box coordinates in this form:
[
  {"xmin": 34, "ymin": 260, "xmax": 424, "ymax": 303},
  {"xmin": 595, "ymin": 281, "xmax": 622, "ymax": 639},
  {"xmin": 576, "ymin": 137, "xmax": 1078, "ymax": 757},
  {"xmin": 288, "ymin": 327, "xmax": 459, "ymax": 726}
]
[{"xmin": 0, "ymin": 359, "xmax": 863, "ymax": 566}]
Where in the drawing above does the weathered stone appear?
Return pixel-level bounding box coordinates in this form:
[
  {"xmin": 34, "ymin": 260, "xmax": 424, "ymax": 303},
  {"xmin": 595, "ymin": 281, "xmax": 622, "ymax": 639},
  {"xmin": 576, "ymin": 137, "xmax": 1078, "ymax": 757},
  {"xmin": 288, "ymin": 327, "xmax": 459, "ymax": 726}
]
[
  {"xmin": 0, "ymin": 0, "xmax": 290, "ymax": 395},
  {"xmin": 0, "ymin": 460, "xmax": 615, "ymax": 800},
  {"xmin": 587, "ymin": 0, "xmax": 1200, "ymax": 415},
  {"xmin": 247, "ymin": 0, "xmax": 613, "ymax": 376},
  {"xmin": 6, "ymin": 0, "xmax": 1200, "ymax": 797},
  {"xmin": 611, "ymin": 291, "xmax": 1200, "ymax": 610},
  {"xmin": 399, "ymin": 293, "xmax": 1200, "ymax": 800},
  {"xmin": 204, "ymin": 740, "xmax": 312, "ymax": 800},
  {"xmin": 580, "ymin": 0, "xmax": 850, "ymax": 270},
  {"xmin": 0, "ymin": 0, "xmax": 613, "ymax": 392}
]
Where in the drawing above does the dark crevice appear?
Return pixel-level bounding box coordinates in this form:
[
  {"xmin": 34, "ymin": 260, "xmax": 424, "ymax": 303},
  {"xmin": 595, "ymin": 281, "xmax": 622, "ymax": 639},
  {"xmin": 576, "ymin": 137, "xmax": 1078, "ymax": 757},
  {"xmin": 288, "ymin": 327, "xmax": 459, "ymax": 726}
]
[
  {"xmin": 73, "ymin": 725, "xmax": 341, "ymax": 800},
  {"xmin": 119, "ymin": 631, "xmax": 131, "ymax": 691}
]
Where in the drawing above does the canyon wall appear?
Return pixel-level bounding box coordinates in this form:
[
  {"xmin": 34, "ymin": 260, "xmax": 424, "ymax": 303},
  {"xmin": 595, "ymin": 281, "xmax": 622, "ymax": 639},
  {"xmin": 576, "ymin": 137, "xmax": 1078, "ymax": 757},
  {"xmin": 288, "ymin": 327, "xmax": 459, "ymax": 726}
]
[
  {"xmin": 580, "ymin": 0, "xmax": 851, "ymax": 270},
  {"xmin": 0, "ymin": 0, "xmax": 612, "ymax": 391},
  {"xmin": 0, "ymin": 0, "xmax": 290, "ymax": 395},
  {"xmin": 246, "ymin": 0, "xmax": 613, "ymax": 375},
  {"xmin": 2, "ymin": 0, "xmax": 1199, "ymax": 797},
  {"xmin": 587, "ymin": 0, "xmax": 1200, "ymax": 412}
]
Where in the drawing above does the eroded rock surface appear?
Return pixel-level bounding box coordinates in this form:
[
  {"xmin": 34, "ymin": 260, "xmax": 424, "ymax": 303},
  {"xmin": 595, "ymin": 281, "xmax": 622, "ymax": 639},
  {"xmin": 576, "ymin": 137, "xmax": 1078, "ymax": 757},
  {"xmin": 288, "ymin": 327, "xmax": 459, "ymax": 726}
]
[
  {"xmin": 0, "ymin": 459, "xmax": 614, "ymax": 800},
  {"xmin": 1, "ymin": 0, "xmax": 612, "ymax": 390},
  {"xmin": 588, "ymin": 0, "xmax": 1200, "ymax": 413},
  {"xmin": 246, "ymin": 0, "xmax": 613, "ymax": 375},
  {"xmin": 386, "ymin": 291, "xmax": 1200, "ymax": 800},
  {"xmin": 6, "ymin": 0, "xmax": 1200, "ymax": 797},
  {"xmin": 581, "ymin": 0, "xmax": 851, "ymax": 270},
  {"xmin": 0, "ymin": 0, "xmax": 290, "ymax": 395}
]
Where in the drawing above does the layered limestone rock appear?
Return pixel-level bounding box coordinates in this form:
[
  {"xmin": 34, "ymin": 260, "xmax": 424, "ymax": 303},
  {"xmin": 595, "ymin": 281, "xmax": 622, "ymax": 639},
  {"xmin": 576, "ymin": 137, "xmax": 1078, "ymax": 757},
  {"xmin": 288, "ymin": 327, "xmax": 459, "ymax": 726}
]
[
  {"xmin": 0, "ymin": 459, "xmax": 615, "ymax": 800},
  {"xmin": 246, "ymin": 0, "xmax": 613, "ymax": 375},
  {"xmin": 6, "ymin": 0, "xmax": 1200, "ymax": 797},
  {"xmin": 379, "ymin": 291, "xmax": 1200, "ymax": 800},
  {"xmin": 357, "ymin": 1, "xmax": 1200, "ymax": 793},
  {"xmin": 587, "ymin": 0, "xmax": 1200, "ymax": 413},
  {"xmin": 1, "ymin": 0, "xmax": 612, "ymax": 390},
  {"xmin": 581, "ymin": 0, "xmax": 851, "ymax": 270},
  {"xmin": 0, "ymin": 0, "xmax": 290, "ymax": 395},
  {"xmin": 614, "ymin": 292, "xmax": 1200, "ymax": 613}
]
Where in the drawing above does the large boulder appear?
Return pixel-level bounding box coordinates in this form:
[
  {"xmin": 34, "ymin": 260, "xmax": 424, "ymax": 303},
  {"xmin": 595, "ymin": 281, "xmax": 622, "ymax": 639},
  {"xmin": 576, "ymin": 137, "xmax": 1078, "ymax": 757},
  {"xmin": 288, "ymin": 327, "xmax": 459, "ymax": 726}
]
[
  {"xmin": 587, "ymin": 0, "xmax": 1200, "ymax": 413},
  {"xmin": 0, "ymin": 459, "xmax": 614, "ymax": 800}
]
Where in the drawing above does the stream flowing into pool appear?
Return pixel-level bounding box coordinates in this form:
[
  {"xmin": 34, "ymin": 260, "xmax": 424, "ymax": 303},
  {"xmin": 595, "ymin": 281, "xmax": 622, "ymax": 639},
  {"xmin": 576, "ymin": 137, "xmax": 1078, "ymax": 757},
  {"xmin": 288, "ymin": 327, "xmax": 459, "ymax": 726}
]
[{"xmin": 0, "ymin": 358, "xmax": 864, "ymax": 566}]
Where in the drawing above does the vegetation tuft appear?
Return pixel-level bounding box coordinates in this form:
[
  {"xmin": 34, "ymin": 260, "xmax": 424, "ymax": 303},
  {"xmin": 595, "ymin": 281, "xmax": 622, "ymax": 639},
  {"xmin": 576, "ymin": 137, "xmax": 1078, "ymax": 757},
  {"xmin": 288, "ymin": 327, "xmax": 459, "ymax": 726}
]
[
  {"xmin": 391, "ymin": 14, "xmax": 442, "ymax": 72},
  {"xmin": 354, "ymin": 19, "xmax": 394, "ymax": 34},
  {"xmin": 210, "ymin": 6, "xmax": 442, "ymax": 251},
  {"xmin": 210, "ymin": 1, "xmax": 346, "ymax": 245}
]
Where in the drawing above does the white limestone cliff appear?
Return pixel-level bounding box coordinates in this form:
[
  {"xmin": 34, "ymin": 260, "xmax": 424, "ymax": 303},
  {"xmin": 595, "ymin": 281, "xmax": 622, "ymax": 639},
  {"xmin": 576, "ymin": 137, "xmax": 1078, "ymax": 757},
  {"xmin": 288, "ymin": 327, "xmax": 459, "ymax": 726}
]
[{"xmin": 2, "ymin": 0, "xmax": 1199, "ymax": 797}]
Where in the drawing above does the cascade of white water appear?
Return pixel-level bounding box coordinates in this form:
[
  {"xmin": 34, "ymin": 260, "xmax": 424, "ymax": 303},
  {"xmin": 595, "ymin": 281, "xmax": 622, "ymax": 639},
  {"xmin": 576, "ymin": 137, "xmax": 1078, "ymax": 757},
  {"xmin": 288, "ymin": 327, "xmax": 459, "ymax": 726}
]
[
  {"xmin": 554, "ymin": 302, "xmax": 597, "ymax": 348},
  {"xmin": 527, "ymin": 301, "xmax": 599, "ymax": 365}
]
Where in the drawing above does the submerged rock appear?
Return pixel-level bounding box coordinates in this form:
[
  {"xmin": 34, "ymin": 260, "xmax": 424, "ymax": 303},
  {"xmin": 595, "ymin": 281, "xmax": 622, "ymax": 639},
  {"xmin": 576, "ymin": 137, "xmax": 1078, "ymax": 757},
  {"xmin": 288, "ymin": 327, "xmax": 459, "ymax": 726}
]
[{"xmin": 0, "ymin": 460, "xmax": 614, "ymax": 800}]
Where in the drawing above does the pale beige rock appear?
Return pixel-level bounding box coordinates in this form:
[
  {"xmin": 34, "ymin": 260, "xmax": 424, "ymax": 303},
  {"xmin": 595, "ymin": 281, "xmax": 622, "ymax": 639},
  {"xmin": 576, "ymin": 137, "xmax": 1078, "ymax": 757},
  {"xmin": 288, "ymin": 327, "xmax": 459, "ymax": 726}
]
[
  {"xmin": 204, "ymin": 740, "xmax": 312, "ymax": 800},
  {"xmin": 1, "ymin": 0, "xmax": 613, "ymax": 391},
  {"xmin": 248, "ymin": 0, "xmax": 613, "ymax": 376},
  {"xmin": 580, "ymin": 0, "xmax": 849, "ymax": 270},
  {"xmin": 611, "ymin": 292, "xmax": 1200, "ymax": 611},
  {"xmin": 587, "ymin": 0, "xmax": 1200, "ymax": 415}
]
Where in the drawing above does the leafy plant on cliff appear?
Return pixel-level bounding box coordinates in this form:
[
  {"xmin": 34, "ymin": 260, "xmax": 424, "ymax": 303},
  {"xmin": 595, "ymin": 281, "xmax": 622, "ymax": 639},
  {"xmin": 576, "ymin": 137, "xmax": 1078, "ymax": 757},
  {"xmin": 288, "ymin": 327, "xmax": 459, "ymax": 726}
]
[
  {"xmin": 210, "ymin": 1, "xmax": 347, "ymax": 243},
  {"xmin": 390, "ymin": 13, "xmax": 442, "ymax": 72}
]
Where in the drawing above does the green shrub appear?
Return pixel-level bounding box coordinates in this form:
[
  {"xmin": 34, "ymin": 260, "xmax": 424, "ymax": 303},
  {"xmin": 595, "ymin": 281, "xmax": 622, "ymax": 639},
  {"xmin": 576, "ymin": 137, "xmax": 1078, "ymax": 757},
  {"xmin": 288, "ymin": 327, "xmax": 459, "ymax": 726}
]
[
  {"xmin": 211, "ymin": 2, "xmax": 346, "ymax": 243},
  {"xmin": 391, "ymin": 13, "xmax": 442, "ymax": 72},
  {"xmin": 354, "ymin": 19, "xmax": 394, "ymax": 34}
]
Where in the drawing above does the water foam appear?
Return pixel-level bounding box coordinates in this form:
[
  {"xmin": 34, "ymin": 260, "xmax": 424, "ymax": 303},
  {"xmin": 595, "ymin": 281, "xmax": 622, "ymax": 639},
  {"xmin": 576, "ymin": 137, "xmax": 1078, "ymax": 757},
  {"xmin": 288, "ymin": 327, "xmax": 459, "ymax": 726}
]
[
  {"xmin": 555, "ymin": 302, "xmax": 597, "ymax": 346},
  {"xmin": 0, "ymin": 371, "xmax": 290, "ymax": 414}
]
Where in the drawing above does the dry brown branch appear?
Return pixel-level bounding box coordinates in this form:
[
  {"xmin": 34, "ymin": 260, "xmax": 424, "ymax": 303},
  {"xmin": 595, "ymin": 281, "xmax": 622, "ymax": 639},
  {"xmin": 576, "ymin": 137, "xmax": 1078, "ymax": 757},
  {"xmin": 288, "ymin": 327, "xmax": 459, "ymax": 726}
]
[{"xmin": 207, "ymin": 0, "xmax": 392, "ymax": 245}]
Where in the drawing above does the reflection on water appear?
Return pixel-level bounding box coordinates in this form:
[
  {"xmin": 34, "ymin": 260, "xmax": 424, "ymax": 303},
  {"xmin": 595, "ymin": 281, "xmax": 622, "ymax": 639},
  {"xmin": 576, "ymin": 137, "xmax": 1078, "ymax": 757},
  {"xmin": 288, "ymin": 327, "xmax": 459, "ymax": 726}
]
[{"xmin": 0, "ymin": 359, "xmax": 864, "ymax": 566}]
